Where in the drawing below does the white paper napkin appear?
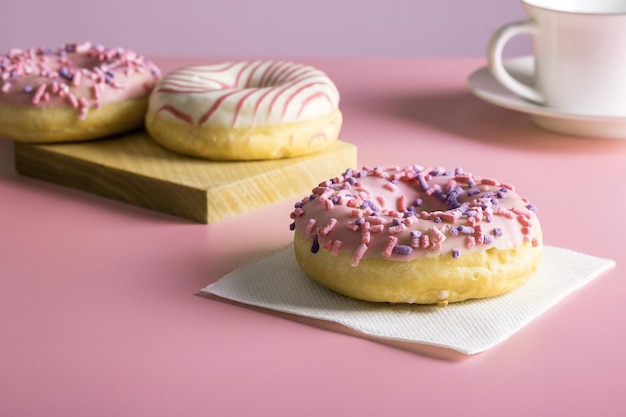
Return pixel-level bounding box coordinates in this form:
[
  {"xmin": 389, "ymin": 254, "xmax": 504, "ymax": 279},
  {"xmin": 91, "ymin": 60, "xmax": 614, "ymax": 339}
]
[{"xmin": 201, "ymin": 245, "xmax": 615, "ymax": 355}]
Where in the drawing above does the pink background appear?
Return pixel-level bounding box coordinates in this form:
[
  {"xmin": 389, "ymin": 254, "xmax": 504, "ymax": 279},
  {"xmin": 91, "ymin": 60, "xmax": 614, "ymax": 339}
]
[{"xmin": 2, "ymin": 0, "xmax": 530, "ymax": 57}]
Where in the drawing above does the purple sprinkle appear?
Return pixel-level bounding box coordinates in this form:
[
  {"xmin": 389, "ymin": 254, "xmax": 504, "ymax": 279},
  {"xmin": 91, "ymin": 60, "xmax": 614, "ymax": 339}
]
[
  {"xmin": 458, "ymin": 225, "xmax": 474, "ymax": 234},
  {"xmin": 451, "ymin": 249, "xmax": 461, "ymax": 259},
  {"xmin": 417, "ymin": 174, "xmax": 430, "ymax": 192},
  {"xmin": 483, "ymin": 234, "xmax": 494, "ymax": 244},
  {"xmin": 361, "ymin": 199, "xmax": 380, "ymax": 212},
  {"xmin": 355, "ymin": 217, "xmax": 365, "ymax": 226},
  {"xmin": 455, "ymin": 167, "xmax": 464, "ymax": 175},
  {"xmin": 493, "ymin": 228, "xmax": 503, "ymax": 237},
  {"xmin": 394, "ymin": 245, "xmax": 413, "ymax": 255},
  {"xmin": 311, "ymin": 235, "xmax": 320, "ymax": 253},
  {"xmin": 499, "ymin": 187, "xmax": 509, "ymax": 193},
  {"xmin": 410, "ymin": 230, "xmax": 422, "ymax": 239},
  {"xmin": 526, "ymin": 204, "xmax": 538, "ymax": 212},
  {"xmin": 346, "ymin": 177, "xmax": 357, "ymax": 185},
  {"xmin": 289, "ymin": 222, "xmax": 295, "ymax": 231},
  {"xmin": 59, "ymin": 68, "xmax": 73, "ymax": 81},
  {"xmin": 294, "ymin": 202, "xmax": 302, "ymax": 208},
  {"xmin": 344, "ymin": 168, "xmax": 353, "ymax": 177},
  {"xmin": 392, "ymin": 218, "xmax": 402, "ymax": 226},
  {"xmin": 490, "ymin": 198, "xmax": 499, "ymax": 206},
  {"xmin": 24, "ymin": 85, "xmax": 33, "ymax": 93},
  {"xmin": 466, "ymin": 210, "xmax": 477, "ymax": 217},
  {"xmin": 433, "ymin": 217, "xmax": 442, "ymax": 223},
  {"xmin": 449, "ymin": 227, "xmax": 459, "ymax": 237},
  {"xmin": 486, "ymin": 214, "xmax": 494, "ymax": 222},
  {"xmin": 413, "ymin": 198, "xmax": 423, "ymax": 207},
  {"xmin": 467, "ymin": 188, "xmax": 480, "ymax": 196}
]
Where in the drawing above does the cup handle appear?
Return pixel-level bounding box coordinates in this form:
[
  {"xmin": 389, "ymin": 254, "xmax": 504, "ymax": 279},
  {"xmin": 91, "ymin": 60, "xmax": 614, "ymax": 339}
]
[{"xmin": 487, "ymin": 19, "xmax": 543, "ymax": 104}]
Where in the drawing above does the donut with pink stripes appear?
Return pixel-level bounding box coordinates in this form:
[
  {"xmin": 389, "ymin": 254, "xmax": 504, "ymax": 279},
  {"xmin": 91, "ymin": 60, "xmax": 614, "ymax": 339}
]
[{"xmin": 145, "ymin": 60, "xmax": 342, "ymax": 160}]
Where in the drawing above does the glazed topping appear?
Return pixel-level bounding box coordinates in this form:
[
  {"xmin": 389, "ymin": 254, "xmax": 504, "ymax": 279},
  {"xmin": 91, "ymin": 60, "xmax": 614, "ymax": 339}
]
[
  {"xmin": 0, "ymin": 42, "xmax": 161, "ymax": 119},
  {"xmin": 290, "ymin": 165, "xmax": 541, "ymax": 265},
  {"xmin": 149, "ymin": 61, "xmax": 340, "ymax": 128}
]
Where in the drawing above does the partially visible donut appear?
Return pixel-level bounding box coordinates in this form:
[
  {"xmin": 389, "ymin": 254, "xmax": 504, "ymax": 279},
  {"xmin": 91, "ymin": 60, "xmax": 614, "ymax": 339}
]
[
  {"xmin": 290, "ymin": 165, "xmax": 543, "ymax": 305},
  {"xmin": 145, "ymin": 60, "xmax": 342, "ymax": 160},
  {"xmin": 0, "ymin": 42, "xmax": 160, "ymax": 142}
]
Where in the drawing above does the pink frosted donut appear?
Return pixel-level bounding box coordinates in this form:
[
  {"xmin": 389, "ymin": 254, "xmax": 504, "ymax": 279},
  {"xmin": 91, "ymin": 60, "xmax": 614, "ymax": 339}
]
[
  {"xmin": 145, "ymin": 60, "xmax": 342, "ymax": 160},
  {"xmin": 290, "ymin": 165, "xmax": 543, "ymax": 305},
  {"xmin": 0, "ymin": 42, "xmax": 160, "ymax": 142}
]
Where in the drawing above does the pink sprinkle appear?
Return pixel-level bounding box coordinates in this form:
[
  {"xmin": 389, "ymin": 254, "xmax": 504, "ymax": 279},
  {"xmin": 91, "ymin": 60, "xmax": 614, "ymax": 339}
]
[
  {"xmin": 517, "ymin": 215, "xmax": 531, "ymax": 227},
  {"xmin": 345, "ymin": 223, "xmax": 360, "ymax": 232},
  {"xmin": 382, "ymin": 236, "xmax": 398, "ymax": 257},
  {"xmin": 429, "ymin": 226, "xmax": 446, "ymax": 243},
  {"xmin": 32, "ymin": 83, "xmax": 47, "ymax": 105},
  {"xmin": 404, "ymin": 215, "xmax": 417, "ymax": 226},
  {"xmin": 324, "ymin": 199, "xmax": 334, "ymax": 210},
  {"xmin": 496, "ymin": 207, "xmax": 515, "ymax": 219},
  {"xmin": 512, "ymin": 207, "xmax": 530, "ymax": 218},
  {"xmin": 305, "ymin": 218, "xmax": 317, "ymax": 235},
  {"xmin": 290, "ymin": 207, "xmax": 304, "ymax": 218},
  {"xmin": 481, "ymin": 178, "xmax": 499, "ymax": 186},
  {"xmin": 319, "ymin": 218, "xmax": 337, "ymax": 236},
  {"xmin": 396, "ymin": 195, "xmax": 407, "ymax": 212},
  {"xmin": 351, "ymin": 209, "xmax": 362, "ymax": 218},
  {"xmin": 532, "ymin": 237, "xmax": 539, "ymax": 247},
  {"xmin": 439, "ymin": 211, "xmax": 460, "ymax": 223},
  {"xmin": 370, "ymin": 224, "xmax": 384, "ymax": 233},
  {"xmin": 420, "ymin": 234, "xmax": 430, "ymax": 249},
  {"xmin": 383, "ymin": 182, "xmax": 397, "ymax": 192},
  {"xmin": 1, "ymin": 82, "xmax": 10, "ymax": 93},
  {"xmin": 388, "ymin": 223, "xmax": 406, "ymax": 234},
  {"xmin": 67, "ymin": 93, "xmax": 79, "ymax": 108},
  {"xmin": 377, "ymin": 195, "xmax": 386, "ymax": 207},
  {"xmin": 351, "ymin": 243, "xmax": 368, "ymax": 266},
  {"xmin": 465, "ymin": 236, "xmax": 476, "ymax": 248},
  {"xmin": 361, "ymin": 229, "xmax": 371, "ymax": 244},
  {"xmin": 72, "ymin": 70, "xmax": 82, "ymax": 86},
  {"xmin": 474, "ymin": 224, "xmax": 484, "ymax": 244},
  {"xmin": 323, "ymin": 240, "xmax": 333, "ymax": 251},
  {"xmin": 331, "ymin": 240, "xmax": 342, "ymax": 255},
  {"xmin": 429, "ymin": 242, "xmax": 442, "ymax": 250},
  {"xmin": 501, "ymin": 182, "xmax": 515, "ymax": 191},
  {"xmin": 365, "ymin": 216, "xmax": 385, "ymax": 225}
]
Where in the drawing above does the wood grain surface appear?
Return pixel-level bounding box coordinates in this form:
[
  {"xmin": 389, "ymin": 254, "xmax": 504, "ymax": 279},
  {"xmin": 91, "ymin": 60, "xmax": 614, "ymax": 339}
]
[{"xmin": 14, "ymin": 131, "xmax": 357, "ymax": 223}]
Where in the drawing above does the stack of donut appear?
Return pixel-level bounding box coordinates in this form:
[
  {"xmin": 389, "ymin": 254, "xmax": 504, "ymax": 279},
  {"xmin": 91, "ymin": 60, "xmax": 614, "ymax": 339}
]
[{"xmin": 0, "ymin": 43, "xmax": 342, "ymax": 161}]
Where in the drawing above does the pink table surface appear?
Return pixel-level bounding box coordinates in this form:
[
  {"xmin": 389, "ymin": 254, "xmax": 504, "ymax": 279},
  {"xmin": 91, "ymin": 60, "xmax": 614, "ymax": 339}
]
[{"xmin": 1, "ymin": 58, "xmax": 625, "ymax": 417}]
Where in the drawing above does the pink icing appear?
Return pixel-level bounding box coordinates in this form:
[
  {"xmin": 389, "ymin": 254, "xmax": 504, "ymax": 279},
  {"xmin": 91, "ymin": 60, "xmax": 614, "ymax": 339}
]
[
  {"xmin": 290, "ymin": 165, "xmax": 541, "ymax": 266},
  {"xmin": 0, "ymin": 42, "xmax": 160, "ymax": 119}
]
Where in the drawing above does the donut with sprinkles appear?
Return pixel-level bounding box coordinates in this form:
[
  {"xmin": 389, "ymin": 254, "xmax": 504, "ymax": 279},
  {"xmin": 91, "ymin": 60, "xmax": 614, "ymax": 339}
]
[
  {"xmin": 289, "ymin": 165, "xmax": 543, "ymax": 306},
  {"xmin": 0, "ymin": 42, "xmax": 160, "ymax": 142},
  {"xmin": 145, "ymin": 60, "xmax": 342, "ymax": 160}
]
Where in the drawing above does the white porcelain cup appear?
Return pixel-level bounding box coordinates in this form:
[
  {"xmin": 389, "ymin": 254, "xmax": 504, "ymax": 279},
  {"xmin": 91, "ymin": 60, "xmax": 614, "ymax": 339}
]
[{"xmin": 488, "ymin": 0, "xmax": 626, "ymax": 117}]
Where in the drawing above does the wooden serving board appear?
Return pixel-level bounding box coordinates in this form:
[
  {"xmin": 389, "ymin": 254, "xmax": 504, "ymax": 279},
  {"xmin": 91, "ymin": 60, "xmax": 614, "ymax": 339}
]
[{"xmin": 14, "ymin": 131, "xmax": 357, "ymax": 223}]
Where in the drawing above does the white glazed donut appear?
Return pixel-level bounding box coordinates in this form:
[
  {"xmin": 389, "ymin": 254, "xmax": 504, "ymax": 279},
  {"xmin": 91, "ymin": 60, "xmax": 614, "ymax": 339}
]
[
  {"xmin": 290, "ymin": 165, "xmax": 543, "ymax": 305},
  {"xmin": 145, "ymin": 60, "xmax": 343, "ymax": 160}
]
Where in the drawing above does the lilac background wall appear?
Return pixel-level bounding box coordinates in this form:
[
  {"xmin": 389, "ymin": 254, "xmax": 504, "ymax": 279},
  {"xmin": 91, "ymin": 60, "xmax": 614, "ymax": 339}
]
[{"xmin": 2, "ymin": 0, "xmax": 529, "ymax": 57}]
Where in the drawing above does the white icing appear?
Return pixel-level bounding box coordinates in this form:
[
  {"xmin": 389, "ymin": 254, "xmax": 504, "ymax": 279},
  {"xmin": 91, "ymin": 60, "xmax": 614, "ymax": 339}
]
[{"xmin": 148, "ymin": 60, "xmax": 340, "ymax": 128}]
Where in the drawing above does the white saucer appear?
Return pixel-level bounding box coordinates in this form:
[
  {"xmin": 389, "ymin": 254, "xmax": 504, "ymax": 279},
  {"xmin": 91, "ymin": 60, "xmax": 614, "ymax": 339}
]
[{"xmin": 467, "ymin": 56, "xmax": 626, "ymax": 139}]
